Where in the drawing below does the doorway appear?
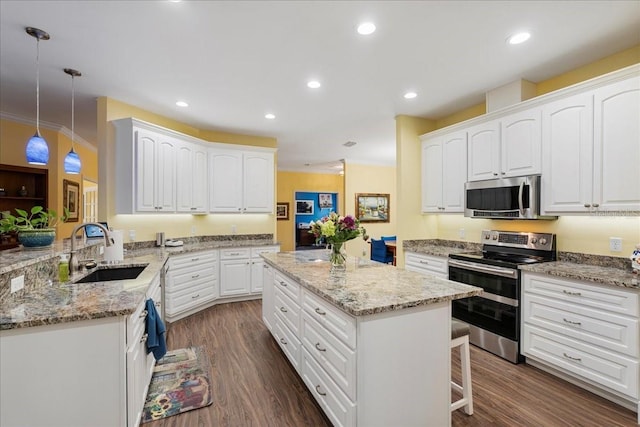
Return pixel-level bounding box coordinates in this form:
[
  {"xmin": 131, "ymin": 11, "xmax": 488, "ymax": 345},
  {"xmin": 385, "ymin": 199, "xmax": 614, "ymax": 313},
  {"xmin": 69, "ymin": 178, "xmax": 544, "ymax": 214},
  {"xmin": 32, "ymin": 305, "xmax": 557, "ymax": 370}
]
[{"xmin": 294, "ymin": 191, "xmax": 338, "ymax": 249}]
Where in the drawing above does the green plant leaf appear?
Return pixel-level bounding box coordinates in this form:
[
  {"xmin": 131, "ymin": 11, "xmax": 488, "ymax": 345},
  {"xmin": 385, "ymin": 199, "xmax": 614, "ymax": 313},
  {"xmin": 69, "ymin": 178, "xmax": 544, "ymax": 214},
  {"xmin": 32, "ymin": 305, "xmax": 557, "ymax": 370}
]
[
  {"xmin": 15, "ymin": 208, "xmax": 28, "ymax": 218},
  {"xmin": 31, "ymin": 206, "xmax": 44, "ymax": 215}
]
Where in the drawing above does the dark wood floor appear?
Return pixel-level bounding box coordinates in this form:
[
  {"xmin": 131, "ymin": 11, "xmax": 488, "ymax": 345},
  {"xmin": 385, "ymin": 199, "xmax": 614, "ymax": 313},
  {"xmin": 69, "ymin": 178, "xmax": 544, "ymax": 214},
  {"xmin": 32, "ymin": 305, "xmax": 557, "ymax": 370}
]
[{"xmin": 146, "ymin": 300, "xmax": 637, "ymax": 427}]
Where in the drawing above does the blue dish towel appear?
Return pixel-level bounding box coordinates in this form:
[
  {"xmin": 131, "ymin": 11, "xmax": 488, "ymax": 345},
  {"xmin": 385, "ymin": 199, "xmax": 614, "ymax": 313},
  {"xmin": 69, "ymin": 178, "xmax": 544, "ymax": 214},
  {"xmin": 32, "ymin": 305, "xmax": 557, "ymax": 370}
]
[{"xmin": 145, "ymin": 298, "xmax": 167, "ymax": 360}]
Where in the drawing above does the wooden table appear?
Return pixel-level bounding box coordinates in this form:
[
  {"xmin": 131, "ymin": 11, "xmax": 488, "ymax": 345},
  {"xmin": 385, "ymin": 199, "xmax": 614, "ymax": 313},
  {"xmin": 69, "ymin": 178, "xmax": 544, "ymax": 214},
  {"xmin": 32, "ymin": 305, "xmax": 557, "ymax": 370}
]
[{"xmin": 385, "ymin": 241, "xmax": 397, "ymax": 266}]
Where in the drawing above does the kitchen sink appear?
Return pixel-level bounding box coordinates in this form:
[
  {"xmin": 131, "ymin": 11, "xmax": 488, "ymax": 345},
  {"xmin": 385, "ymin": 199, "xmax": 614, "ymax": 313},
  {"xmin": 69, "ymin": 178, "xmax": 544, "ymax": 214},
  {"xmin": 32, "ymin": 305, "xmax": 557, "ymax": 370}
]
[{"xmin": 74, "ymin": 265, "xmax": 147, "ymax": 283}]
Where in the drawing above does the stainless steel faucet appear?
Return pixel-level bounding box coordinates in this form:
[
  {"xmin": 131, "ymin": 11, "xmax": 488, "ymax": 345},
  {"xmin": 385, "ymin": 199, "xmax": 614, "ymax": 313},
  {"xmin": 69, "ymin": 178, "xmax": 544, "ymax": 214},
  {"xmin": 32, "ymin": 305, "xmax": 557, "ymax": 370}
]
[{"xmin": 69, "ymin": 222, "xmax": 114, "ymax": 273}]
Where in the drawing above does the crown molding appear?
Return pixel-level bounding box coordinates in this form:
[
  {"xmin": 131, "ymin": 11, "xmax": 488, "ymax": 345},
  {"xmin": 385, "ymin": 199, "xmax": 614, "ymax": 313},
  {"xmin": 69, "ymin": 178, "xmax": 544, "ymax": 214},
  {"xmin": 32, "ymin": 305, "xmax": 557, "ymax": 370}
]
[{"xmin": 0, "ymin": 111, "xmax": 97, "ymax": 153}]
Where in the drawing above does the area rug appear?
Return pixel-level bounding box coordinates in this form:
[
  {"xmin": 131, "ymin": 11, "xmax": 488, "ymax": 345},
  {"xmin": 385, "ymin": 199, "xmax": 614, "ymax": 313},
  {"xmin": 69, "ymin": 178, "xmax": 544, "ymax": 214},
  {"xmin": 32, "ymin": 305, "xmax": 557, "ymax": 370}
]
[{"xmin": 142, "ymin": 347, "xmax": 213, "ymax": 423}]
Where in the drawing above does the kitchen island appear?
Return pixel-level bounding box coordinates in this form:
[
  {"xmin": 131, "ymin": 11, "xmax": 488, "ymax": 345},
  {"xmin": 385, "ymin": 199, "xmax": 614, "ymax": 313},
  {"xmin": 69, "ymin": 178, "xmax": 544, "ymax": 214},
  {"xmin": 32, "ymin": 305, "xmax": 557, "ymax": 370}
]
[{"xmin": 261, "ymin": 250, "xmax": 482, "ymax": 427}]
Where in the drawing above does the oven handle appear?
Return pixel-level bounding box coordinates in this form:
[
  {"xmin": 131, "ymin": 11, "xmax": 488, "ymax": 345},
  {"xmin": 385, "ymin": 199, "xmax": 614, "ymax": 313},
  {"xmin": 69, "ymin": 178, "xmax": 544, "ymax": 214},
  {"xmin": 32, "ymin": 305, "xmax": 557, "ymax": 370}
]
[
  {"xmin": 476, "ymin": 291, "xmax": 519, "ymax": 307},
  {"xmin": 448, "ymin": 259, "xmax": 518, "ymax": 279},
  {"xmin": 518, "ymin": 181, "xmax": 525, "ymax": 216}
]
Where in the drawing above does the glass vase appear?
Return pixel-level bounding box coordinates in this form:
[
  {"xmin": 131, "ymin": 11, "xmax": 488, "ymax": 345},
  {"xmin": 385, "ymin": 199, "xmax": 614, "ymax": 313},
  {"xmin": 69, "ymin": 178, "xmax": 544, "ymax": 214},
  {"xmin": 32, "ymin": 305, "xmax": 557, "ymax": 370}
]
[{"xmin": 329, "ymin": 242, "xmax": 347, "ymax": 273}]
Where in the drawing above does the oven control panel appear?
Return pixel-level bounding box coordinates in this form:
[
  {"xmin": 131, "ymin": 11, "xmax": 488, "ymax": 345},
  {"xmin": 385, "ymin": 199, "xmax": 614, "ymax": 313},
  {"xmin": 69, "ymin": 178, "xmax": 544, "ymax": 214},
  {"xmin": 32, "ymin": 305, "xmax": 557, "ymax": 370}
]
[{"xmin": 481, "ymin": 230, "xmax": 555, "ymax": 251}]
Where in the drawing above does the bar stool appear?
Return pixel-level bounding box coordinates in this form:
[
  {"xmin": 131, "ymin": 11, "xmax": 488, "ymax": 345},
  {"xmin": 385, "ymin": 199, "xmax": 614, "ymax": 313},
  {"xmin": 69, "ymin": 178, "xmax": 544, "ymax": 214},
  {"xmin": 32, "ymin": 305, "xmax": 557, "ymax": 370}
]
[{"xmin": 451, "ymin": 319, "xmax": 473, "ymax": 415}]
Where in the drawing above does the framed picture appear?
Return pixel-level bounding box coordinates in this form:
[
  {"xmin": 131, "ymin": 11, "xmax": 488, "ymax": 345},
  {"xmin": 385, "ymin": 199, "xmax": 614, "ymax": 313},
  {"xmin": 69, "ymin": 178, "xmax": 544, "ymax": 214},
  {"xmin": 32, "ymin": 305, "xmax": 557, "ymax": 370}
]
[
  {"xmin": 318, "ymin": 193, "xmax": 333, "ymax": 208},
  {"xmin": 63, "ymin": 179, "xmax": 80, "ymax": 222},
  {"xmin": 276, "ymin": 202, "xmax": 289, "ymax": 220},
  {"xmin": 295, "ymin": 200, "xmax": 314, "ymax": 215},
  {"xmin": 356, "ymin": 193, "xmax": 390, "ymax": 223}
]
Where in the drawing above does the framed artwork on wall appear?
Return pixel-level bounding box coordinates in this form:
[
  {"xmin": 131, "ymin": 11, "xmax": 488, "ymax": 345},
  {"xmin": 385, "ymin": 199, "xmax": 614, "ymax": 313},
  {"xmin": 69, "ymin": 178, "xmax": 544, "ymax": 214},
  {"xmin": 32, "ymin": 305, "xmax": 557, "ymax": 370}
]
[
  {"xmin": 276, "ymin": 202, "xmax": 289, "ymax": 220},
  {"xmin": 356, "ymin": 193, "xmax": 389, "ymax": 223},
  {"xmin": 295, "ymin": 200, "xmax": 314, "ymax": 215},
  {"xmin": 318, "ymin": 193, "xmax": 333, "ymax": 208},
  {"xmin": 63, "ymin": 179, "xmax": 80, "ymax": 222}
]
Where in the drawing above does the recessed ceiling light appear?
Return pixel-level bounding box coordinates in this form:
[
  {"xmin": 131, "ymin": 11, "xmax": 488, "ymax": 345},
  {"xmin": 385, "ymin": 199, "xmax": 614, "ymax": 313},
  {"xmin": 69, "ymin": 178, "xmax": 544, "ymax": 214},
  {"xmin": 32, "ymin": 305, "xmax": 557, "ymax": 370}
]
[
  {"xmin": 176, "ymin": 100, "xmax": 188, "ymax": 107},
  {"xmin": 343, "ymin": 141, "xmax": 357, "ymax": 147},
  {"xmin": 357, "ymin": 22, "xmax": 376, "ymax": 35},
  {"xmin": 307, "ymin": 80, "xmax": 321, "ymax": 89},
  {"xmin": 404, "ymin": 92, "xmax": 417, "ymax": 99},
  {"xmin": 507, "ymin": 32, "xmax": 531, "ymax": 45},
  {"xmin": 265, "ymin": 113, "xmax": 276, "ymax": 120}
]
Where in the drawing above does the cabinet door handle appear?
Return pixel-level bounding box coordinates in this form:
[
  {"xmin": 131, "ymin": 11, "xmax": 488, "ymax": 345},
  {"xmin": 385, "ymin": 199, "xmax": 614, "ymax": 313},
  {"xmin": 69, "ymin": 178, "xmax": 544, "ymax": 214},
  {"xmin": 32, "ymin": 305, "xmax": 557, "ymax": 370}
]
[
  {"xmin": 140, "ymin": 333, "xmax": 148, "ymax": 344},
  {"xmin": 314, "ymin": 307, "xmax": 326, "ymax": 315},
  {"xmin": 279, "ymin": 306, "xmax": 287, "ymax": 313},
  {"xmin": 280, "ymin": 337, "xmax": 287, "ymax": 345},
  {"xmin": 192, "ymin": 294, "xmax": 200, "ymax": 299},
  {"xmin": 563, "ymin": 352, "xmax": 582, "ymax": 362},
  {"xmin": 493, "ymin": 172, "xmax": 498, "ymax": 176},
  {"xmin": 315, "ymin": 342, "xmax": 327, "ymax": 352},
  {"xmin": 419, "ymin": 260, "xmax": 429, "ymax": 265},
  {"xmin": 263, "ymin": 265, "xmax": 268, "ymax": 269},
  {"xmin": 192, "ymin": 274, "xmax": 200, "ymax": 279},
  {"xmin": 315, "ymin": 385, "xmax": 326, "ymax": 396},
  {"xmin": 191, "ymin": 257, "xmax": 200, "ymax": 261},
  {"xmin": 190, "ymin": 207, "xmax": 197, "ymax": 210},
  {"xmin": 562, "ymin": 290, "xmax": 582, "ymax": 296},
  {"xmin": 563, "ymin": 318, "xmax": 582, "ymax": 326},
  {"xmin": 592, "ymin": 203, "xmax": 599, "ymax": 208},
  {"xmin": 139, "ymin": 310, "xmax": 148, "ymax": 319},
  {"xmin": 229, "ymin": 252, "xmax": 241, "ymax": 256},
  {"xmin": 279, "ymin": 281, "xmax": 287, "ymax": 287},
  {"xmin": 158, "ymin": 207, "xmax": 163, "ymax": 210},
  {"xmin": 583, "ymin": 203, "xmax": 591, "ymax": 208},
  {"xmin": 155, "ymin": 301, "xmax": 161, "ymax": 308}
]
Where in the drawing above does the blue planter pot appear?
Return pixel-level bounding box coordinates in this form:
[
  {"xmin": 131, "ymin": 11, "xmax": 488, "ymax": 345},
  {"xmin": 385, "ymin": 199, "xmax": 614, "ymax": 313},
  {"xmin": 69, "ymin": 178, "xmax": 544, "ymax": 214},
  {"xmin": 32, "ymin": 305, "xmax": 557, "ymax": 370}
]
[{"xmin": 18, "ymin": 229, "xmax": 56, "ymax": 248}]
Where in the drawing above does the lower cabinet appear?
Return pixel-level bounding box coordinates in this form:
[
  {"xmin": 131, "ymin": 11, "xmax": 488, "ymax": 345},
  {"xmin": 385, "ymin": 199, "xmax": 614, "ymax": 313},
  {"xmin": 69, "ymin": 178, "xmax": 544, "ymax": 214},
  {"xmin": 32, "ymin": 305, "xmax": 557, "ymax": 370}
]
[
  {"xmin": 404, "ymin": 252, "xmax": 448, "ymax": 279},
  {"xmin": 522, "ymin": 272, "xmax": 640, "ymax": 416},
  {"xmin": 219, "ymin": 246, "xmax": 280, "ymax": 297}
]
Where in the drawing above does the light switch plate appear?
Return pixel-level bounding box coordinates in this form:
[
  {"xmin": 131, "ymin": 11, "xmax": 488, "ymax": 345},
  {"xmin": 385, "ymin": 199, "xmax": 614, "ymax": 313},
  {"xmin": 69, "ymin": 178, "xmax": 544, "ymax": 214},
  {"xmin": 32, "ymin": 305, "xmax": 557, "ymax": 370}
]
[{"xmin": 11, "ymin": 275, "xmax": 24, "ymax": 293}]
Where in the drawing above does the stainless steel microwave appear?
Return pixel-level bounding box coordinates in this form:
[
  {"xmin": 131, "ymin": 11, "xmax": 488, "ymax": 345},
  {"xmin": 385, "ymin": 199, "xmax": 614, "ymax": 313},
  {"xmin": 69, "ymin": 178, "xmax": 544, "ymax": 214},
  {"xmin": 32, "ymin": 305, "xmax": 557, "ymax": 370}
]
[{"xmin": 464, "ymin": 175, "xmax": 556, "ymax": 220}]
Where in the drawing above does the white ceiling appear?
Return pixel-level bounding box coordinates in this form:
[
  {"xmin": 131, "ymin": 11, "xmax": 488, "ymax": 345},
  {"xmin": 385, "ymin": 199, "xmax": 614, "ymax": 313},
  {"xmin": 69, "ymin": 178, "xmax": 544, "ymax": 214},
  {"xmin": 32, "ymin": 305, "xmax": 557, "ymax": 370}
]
[{"xmin": 1, "ymin": 1, "xmax": 639, "ymax": 173}]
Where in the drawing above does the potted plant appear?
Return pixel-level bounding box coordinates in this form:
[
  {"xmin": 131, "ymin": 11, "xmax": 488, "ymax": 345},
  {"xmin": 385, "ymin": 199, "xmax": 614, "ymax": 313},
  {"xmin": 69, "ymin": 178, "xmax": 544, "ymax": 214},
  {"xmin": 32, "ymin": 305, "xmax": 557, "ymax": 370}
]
[{"xmin": 0, "ymin": 206, "xmax": 68, "ymax": 248}]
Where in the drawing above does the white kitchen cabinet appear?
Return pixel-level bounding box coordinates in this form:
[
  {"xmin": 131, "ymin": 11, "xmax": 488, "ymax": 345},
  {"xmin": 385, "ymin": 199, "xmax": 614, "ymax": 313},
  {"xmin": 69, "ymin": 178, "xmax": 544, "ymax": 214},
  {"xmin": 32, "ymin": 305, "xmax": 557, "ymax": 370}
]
[
  {"xmin": 209, "ymin": 148, "xmax": 274, "ymax": 213},
  {"xmin": 542, "ymin": 76, "xmax": 640, "ymax": 214},
  {"xmin": 176, "ymin": 141, "xmax": 208, "ymax": 213},
  {"xmin": 219, "ymin": 248, "xmax": 252, "ymax": 296},
  {"xmin": 165, "ymin": 250, "xmax": 218, "ymax": 322},
  {"xmin": 421, "ymin": 130, "xmax": 467, "ymax": 213},
  {"xmin": 467, "ymin": 109, "xmax": 540, "ymax": 182},
  {"xmin": 522, "ymin": 272, "xmax": 640, "ymax": 416},
  {"xmin": 250, "ymin": 246, "xmax": 280, "ymax": 293},
  {"xmin": 404, "ymin": 252, "xmax": 448, "ymax": 279},
  {"xmin": 262, "ymin": 263, "xmax": 275, "ymax": 332},
  {"xmin": 135, "ymin": 128, "xmax": 177, "ymax": 212}
]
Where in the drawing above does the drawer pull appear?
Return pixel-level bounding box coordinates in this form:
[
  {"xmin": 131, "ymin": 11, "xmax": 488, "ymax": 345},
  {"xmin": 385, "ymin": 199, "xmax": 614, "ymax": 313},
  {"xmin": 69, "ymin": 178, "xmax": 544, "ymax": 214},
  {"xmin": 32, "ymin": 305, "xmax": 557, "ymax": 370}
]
[
  {"xmin": 563, "ymin": 352, "xmax": 582, "ymax": 362},
  {"xmin": 139, "ymin": 310, "xmax": 148, "ymax": 319},
  {"xmin": 562, "ymin": 290, "xmax": 582, "ymax": 296},
  {"xmin": 315, "ymin": 342, "xmax": 327, "ymax": 352},
  {"xmin": 192, "ymin": 274, "xmax": 200, "ymax": 279},
  {"xmin": 155, "ymin": 301, "xmax": 161, "ymax": 307},
  {"xmin": 192, "ymin": 294, "xmax": 200, "ymax": 299},
  {"xmin": 563, "ymin": 318, "xmax": 581, "ymax": 326},
  {"xmin": 191, "ymin": 257, "xmax": 200, "ymax": 261},
  {"xmin": 315, "ymin": 385, "xmax": 326, "ymax": 396},
  {"xmin": 140, "ymin": 333, "xmax": 148, "ymax": 344},
  {"xmin": 592, "ymin": 203, "xmax": 599, "ymax": 208},
  {"xmin": 419, "ymin": 260, "xmax": 429, "ymax": 264},
  {"xmin": 229, "ymin": 252, "xmax": 241, "ymax": 256},
  {"xmin": 279, "ymin": 281, "xmax": 287, "ymax": 287},
  {"xmin": 583, "ymin": 203, "xmax": 591, "ymax": 208},
  {"xmin": 280, "ymin": 337, "xmax": 288, "ymax": 345},
  {"xmin": 279, "ymin": 307, "xmax": 288, "ymax": 313},
  {"xmin": 314, "ymin": 307, "xmax": 326, "ymax": 316}
]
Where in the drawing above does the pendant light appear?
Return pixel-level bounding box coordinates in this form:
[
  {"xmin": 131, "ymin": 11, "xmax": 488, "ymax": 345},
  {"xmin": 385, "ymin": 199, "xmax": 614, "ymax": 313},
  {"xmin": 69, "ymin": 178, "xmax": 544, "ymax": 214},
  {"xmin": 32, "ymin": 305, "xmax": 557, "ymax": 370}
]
[
  {"xmin": 63, "ymin": 68, "xmax": 82, "ymax": 174},
  {"xmin": 25, "ymin": 27, "xmax": 50, "ymax": 165}
]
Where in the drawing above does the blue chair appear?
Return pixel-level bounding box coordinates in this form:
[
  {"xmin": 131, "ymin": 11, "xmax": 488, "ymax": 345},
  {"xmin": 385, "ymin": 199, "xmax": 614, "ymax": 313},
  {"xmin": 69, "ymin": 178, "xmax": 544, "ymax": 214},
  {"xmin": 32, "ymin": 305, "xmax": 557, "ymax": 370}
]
[
  {"xmin": 381, "ymin": 235, "xmax": 396, "ymax": 242},
  {"xmin": 370, "ymin": 238, "xmax": 394, "ymax": 264}
]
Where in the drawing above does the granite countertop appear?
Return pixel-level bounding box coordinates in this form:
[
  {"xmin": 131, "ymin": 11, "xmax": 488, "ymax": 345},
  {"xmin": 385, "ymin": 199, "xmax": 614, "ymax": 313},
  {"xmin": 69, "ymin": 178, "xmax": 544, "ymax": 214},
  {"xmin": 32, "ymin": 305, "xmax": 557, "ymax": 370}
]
[
  {"xmin": 519, "ymin": 261, "xmax": 639, "ymax": 289},
  {"xmin": 0, "ymin": 238, "xmax": 278, "ymax": 330},
  {"xmin": 261, "ymin": 250, "xmax": 482, "ymax": 317},
  {"xmin": 402, "ymin": 239, "xmax": 481, "ymax": 257}
]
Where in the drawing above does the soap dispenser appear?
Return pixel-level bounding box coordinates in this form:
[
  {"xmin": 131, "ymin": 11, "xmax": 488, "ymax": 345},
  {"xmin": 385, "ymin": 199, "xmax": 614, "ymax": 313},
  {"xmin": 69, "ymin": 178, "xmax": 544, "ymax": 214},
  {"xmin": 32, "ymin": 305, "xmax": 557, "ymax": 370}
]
[{"xmin": 59, "ymin": 253, "xmax": 70, "ymax": 282}]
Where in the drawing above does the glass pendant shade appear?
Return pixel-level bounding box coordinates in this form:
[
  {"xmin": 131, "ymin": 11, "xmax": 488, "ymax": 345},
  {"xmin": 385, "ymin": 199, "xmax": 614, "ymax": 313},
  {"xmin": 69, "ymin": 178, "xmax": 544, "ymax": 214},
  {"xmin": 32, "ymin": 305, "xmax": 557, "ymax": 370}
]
[
  {"xmin": 26, "ymin": 132, "xmax": 49, "ymax": 165},
  {"xmin": 64, "ymin": 148, "xmax": 81, "ymax": 174}
]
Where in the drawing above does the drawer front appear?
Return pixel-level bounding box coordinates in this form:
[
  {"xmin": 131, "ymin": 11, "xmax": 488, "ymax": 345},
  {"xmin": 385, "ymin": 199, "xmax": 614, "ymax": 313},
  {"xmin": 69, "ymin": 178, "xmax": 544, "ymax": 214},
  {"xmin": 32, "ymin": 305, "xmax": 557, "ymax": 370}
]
[
  {"xmin": 274, "ymin": 287, "xmax": 301, "ymax": 337},
  {"xmin": 274, "ymin": 271, "xmax": 301, "ymax": 305},
  {"xmin": 127, "ymin": 300, "xmax": 148, "ymax": 347},
  {"xmin": 302, "ymin": 290, "xmax": 356, "ymax": 349},
  {"xmin": 405, "ymin": 252, "xmax": 448, "ymax": 276},
  {"xmin": 167, "ymin": 265, "xmax": 216, "ymax": 293},
  {"xmin": 220, "ymin": 248, "xmax": 251, "ymax": 260},
  {"xmin": 170, "ymin": 250, "xmax": 217, "ymax": 270},
  {"xmin": 523, "ymin": 324, "xmax": 639, "ymax": 398},
  {"xmin": 525, "ymin": 294, "xmax": 639, "ymax": 357},
  {"xmin": 251, "ymin": 246, "xmax": 279, "ymax": 259},
  {"xmin": 301, "ymin": 348, "xmax": 356, "ymax": 427},
  {"xmin": 273, "ymin": 318, "xmax": 302, "ymax": 373},
  {"xmin": 302, "ymin": 312, "xmax": 356, "ymax": 401},
  {"xmin": 523, "ymin": 273, "xmax": 639, "ymax": 317},
  {"xmin": 166, "ymin": 283, "xmax": 216, "ymax": 315}
]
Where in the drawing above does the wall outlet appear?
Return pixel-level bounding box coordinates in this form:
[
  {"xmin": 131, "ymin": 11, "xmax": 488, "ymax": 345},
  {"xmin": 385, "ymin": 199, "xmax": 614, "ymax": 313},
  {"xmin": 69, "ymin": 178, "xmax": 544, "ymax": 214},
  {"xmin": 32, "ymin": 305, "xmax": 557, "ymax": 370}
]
[
  {"xmin": 129, "ymin": 230, "xmax": 136, "ymax": 242},
  {"xmin": 191, "ymin": 225, "xmax": 196, "ymax": 236},
  {"xmin": 459, "ymin": 228, "xmax": 465, "ymax": 239},
  {"xmin": 11, "ymin": 275, "xmax": 24, "ymax": 293},
  {"xmin": 99, "ymin": 246, "xmax": 104, "ymax": 255},
  {"xmin": 610, "ymin": 237, "xmax": 623, "ymax": 252},
  {"xmin": 231, "ymin": 225, "xmax": 237, "ymax": 234}
]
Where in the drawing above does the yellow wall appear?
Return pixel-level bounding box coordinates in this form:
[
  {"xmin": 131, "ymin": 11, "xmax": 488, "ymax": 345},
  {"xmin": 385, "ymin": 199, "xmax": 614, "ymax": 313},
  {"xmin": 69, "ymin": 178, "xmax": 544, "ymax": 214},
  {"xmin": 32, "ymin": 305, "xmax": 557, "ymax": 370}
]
[
  {"xmin": 97, "ymin": 97, "xmax": 277, "ymax": 243},
  {"xmin": 276, "ymin": 170, "xmax": 344, "ymax": 251},
  {"xmin": 343, "ymin": 163, "xmax": 397, "ymax": 259},
  {"xmin": 398, "ymin": 45, "xmax": 640, "ymax": 258},
  {"xmin": 0, "ymin": 118, "xmax": 98, "ymax": 240}
]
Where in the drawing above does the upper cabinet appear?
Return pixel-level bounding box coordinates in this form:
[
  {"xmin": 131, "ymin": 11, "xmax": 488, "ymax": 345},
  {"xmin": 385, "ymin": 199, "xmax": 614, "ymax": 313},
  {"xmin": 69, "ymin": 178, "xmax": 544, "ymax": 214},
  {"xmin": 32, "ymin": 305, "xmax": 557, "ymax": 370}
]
[
  {"xmin": 542, "ymin": 77, "xmax": 640, "ymax": 214},
  {"xmin": 113, "ymin": 118, "xmax": 275, "ymax": 215},
  {"xmin": 421, "ymin": 131, "xmax": 467, "ymax": 213},
  {"xmin": 467, "ymin": 109, "xmax": 541, "ymax": 182},
  {"xmin": 209, "ymin": 149, "xmax": 274, "ymax": 213}
]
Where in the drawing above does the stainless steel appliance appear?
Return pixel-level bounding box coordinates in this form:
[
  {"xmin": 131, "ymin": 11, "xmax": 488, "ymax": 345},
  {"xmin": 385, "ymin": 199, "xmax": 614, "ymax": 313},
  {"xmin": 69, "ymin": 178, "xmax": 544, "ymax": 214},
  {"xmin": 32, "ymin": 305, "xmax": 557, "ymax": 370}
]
[
  {"xmin": 448, "ymin": 230, "xmax": 556, "ymax": 363},
  {"xmin": 464, "ymin": 175, "xmax": 556, "ymax": 220}
]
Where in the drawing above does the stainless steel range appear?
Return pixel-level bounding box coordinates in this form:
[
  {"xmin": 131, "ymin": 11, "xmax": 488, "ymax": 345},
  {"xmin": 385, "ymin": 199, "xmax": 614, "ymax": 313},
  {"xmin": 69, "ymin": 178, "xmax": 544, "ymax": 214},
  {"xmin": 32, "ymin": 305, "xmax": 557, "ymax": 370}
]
[{"xmin": 448, "ymin": 230, "xmax": 556, "ymax": 363}]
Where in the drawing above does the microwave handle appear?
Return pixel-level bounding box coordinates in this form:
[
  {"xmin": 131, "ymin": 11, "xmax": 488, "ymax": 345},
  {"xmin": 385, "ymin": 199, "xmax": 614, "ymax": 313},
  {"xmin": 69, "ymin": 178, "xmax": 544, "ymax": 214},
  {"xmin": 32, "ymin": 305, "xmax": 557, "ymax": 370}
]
[{"xmin": 518, "ymin": 181, "xmax": 525, "ymax": 216}]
